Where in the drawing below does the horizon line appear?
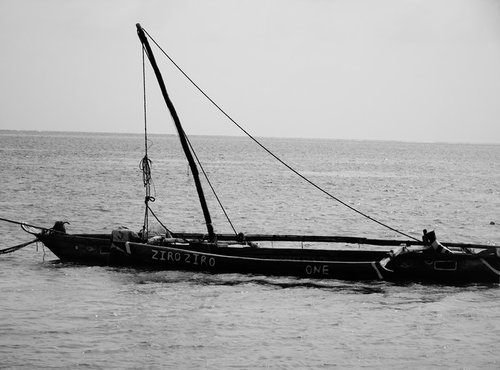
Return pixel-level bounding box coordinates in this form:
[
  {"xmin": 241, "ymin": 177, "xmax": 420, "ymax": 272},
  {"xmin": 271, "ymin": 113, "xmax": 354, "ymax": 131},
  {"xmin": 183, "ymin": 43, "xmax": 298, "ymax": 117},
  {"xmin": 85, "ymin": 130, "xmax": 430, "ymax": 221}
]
[{"xmin": 0, "ymin": 128, "xmax": 498, "ymax": 146}]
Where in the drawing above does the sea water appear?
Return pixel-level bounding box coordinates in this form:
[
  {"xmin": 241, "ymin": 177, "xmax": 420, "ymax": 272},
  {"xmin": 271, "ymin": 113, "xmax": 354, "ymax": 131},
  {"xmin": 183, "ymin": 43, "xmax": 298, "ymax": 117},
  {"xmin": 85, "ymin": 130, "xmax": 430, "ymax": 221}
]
[{"xmin": 0, "ymin": 131, "xmax": 499, "ymax": 369}]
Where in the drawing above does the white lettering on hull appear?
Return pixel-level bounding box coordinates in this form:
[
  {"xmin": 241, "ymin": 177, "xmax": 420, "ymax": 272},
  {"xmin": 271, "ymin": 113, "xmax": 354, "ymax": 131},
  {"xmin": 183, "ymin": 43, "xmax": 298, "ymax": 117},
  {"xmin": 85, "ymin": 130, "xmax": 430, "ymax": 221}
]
[
  {"xmin": 305, "ymin": 264, "xmax": 329, "ymax": 276},
  {"xmin": 152, "ymin": 249, "xmax": 216, "ymax": 268}
]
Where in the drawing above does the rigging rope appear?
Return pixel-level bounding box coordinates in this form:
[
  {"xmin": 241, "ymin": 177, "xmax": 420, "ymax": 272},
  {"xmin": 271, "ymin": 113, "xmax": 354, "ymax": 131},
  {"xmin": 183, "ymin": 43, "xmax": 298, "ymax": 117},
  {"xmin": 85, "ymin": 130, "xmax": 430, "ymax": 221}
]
[
  {"xmin": 141, "ymin": 34, "xmax": 237, "ymax": 237},
  {"xmin": 142, "ymin": 46, "xmax": 149, "ymax": 158},
  {"xmin": 142, "ymin": 29, "xmax": 420, "ymax": 242},
  {"xmin": 141, "ymin": 45, "xmax": 156, "ymax": 239},
  {"xmin": 184, "ymin": 133, "xmax": 238, "ymax": 235},
  {"xmin": 141, "ymin": 43, "xmax": 183, "ymax": 239},
  {"xmin": 146, "ymin": 205, "xmax": 174, "ymax": 236}
]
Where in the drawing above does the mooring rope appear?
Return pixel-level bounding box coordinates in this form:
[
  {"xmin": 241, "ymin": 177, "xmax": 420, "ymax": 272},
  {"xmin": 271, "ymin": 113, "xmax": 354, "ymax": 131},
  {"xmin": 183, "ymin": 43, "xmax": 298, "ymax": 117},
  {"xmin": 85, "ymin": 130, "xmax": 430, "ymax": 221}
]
[
  {"xmin": 0, "ymin": 217, "xmax": 42, "ymax": 254},
  {"xmin": 142, "ymin": 29, "xmax": 420, "ymax": 242},
  {"xmin": 0, "ymin": 239, "xmax": 38, "ymax": 255},
  {"xmin": 0, "ymin": 217, "xmax": 48, "ymax": 231}
]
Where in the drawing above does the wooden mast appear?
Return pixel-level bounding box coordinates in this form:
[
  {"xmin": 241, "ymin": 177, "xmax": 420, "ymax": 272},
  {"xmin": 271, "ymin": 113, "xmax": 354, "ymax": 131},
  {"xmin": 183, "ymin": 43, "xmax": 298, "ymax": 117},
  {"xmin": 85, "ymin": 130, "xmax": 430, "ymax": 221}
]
[{"xmin": 136, "ymin": 23, "xmax": 215, "ymax": 240}]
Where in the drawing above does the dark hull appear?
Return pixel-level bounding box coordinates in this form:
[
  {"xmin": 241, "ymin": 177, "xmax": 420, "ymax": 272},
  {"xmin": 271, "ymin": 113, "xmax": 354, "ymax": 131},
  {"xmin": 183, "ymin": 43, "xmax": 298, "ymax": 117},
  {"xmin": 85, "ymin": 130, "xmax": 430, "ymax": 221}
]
[
  {"xmin": 384, "ymin": 251, "xmax": 500, "ymax": 284},
  {"xmin": 37, "ymin": 232, "xmax": 500, "ymax": 284},
  {"xmin": 38, "ymin": 233, "xmax": 111, "ymax": 265}
]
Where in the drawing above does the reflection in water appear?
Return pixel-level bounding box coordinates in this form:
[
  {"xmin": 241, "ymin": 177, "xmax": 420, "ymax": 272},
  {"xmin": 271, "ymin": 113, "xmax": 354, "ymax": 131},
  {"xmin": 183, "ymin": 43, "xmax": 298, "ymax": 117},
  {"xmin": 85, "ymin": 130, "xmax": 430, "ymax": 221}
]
[{"xmin": 128, "ymin": 269, "xmax": 388, "ymax": 293}]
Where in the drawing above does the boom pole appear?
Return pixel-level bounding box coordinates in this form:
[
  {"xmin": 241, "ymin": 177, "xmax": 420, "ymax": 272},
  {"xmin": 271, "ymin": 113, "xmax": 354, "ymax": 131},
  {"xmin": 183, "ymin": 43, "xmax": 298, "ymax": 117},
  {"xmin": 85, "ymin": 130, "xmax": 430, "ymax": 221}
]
[{"xmin": 136, "ymin": 23, "xmax": 215, "ymax": 240}]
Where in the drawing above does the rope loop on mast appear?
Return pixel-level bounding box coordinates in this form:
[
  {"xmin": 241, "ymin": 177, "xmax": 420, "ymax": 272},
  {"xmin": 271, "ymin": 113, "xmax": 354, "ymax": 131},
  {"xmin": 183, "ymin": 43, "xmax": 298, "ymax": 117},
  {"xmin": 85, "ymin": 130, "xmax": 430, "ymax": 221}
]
[
  {"xmin": 140, "ymin": 155, "xmax": 152, "ymax": 189},
  {"xmin": 139, "ymin": 155, "xmax": 155, "ymax": 203}
]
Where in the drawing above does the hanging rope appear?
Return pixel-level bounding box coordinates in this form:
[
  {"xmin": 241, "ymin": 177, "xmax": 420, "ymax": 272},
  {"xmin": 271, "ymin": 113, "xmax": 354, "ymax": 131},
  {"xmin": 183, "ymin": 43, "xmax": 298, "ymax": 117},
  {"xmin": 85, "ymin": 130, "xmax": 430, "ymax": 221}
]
[
  {"xmin": 142, "ymin": 29, "xmax": 420, "ymax": 242},
  {"xmin": 139, "ymin": 155, "xmax": 154, "ymax": 201}
]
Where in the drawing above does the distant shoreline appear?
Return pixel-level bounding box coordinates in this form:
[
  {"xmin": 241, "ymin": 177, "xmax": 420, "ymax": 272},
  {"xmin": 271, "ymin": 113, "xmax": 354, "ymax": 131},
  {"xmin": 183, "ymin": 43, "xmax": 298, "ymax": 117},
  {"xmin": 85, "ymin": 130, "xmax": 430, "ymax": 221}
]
[{"xmin": 0, "ymin": 129, "xmax": 498, "ymax": 146}]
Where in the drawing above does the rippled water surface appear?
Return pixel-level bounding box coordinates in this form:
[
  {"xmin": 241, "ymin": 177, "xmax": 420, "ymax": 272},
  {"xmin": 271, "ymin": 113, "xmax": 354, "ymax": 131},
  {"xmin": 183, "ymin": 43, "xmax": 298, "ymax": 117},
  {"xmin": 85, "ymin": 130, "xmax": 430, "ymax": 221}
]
[{"xmin": 1, "ymin": 131, "xmax": 499, "ymax": 369}]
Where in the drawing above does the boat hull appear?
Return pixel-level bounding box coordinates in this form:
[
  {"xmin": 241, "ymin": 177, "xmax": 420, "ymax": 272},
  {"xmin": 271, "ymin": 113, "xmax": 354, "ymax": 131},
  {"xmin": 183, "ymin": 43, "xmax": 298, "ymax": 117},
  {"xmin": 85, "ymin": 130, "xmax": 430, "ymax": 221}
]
[
  {"xmin": 117, "ymin": 242, "xmax": 388, "ymax": 281},
  {"xmin": 37, "ymin": 232, "xmax": 111, "ymax": 265},
  {"xmin": 384, "ymin": 250, "xmax": 500, "ymax": 284},
  {"xmin": 36, "ymin": 232, "xmax": 500, "ymax": 284}
]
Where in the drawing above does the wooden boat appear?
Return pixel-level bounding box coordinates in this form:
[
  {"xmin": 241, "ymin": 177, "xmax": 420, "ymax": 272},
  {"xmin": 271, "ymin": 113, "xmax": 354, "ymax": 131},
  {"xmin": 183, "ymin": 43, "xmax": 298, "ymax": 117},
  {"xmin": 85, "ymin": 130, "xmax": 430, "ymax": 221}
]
[
  {"xmin": 30, "ymin": 227, "xmax": 500, "ymax": 284},
  {"xmin": 22, "ymin": 24, "xmax": 500, "ymax": 284}
]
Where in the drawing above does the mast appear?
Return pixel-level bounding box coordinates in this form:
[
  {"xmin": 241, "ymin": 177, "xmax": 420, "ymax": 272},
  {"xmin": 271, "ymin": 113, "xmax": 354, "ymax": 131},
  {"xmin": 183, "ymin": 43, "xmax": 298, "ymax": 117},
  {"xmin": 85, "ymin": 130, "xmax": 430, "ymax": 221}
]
[{"xmin": 136, "ymin": 23, "xmax": 215, "ymax": 240}]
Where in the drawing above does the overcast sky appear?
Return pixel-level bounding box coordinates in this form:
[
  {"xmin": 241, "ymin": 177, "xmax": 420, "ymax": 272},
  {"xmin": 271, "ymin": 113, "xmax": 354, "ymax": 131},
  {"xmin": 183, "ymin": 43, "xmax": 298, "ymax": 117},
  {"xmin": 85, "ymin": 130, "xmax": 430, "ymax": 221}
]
[{"xmin": 1, "ymin": 0, "xmax": 499, "ymax": 143}]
